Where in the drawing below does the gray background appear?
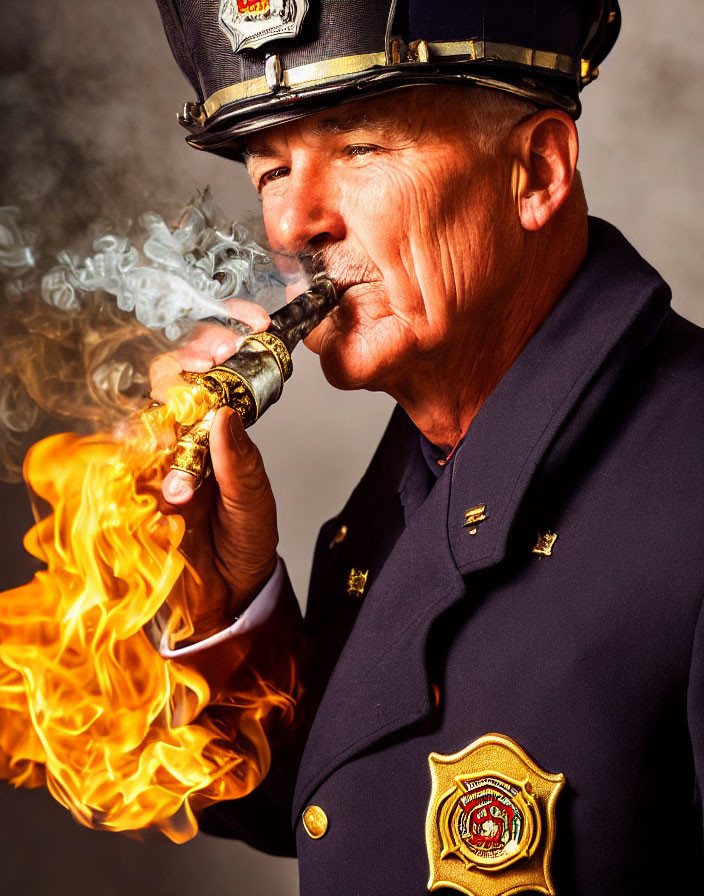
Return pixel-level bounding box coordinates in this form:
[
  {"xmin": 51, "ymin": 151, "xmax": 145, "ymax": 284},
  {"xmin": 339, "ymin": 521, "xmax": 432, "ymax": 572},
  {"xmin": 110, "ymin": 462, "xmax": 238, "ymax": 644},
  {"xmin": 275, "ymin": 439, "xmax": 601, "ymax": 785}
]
[{"xmin": 0, "ymin": 1, "xmax": 702, "ymax": 894}]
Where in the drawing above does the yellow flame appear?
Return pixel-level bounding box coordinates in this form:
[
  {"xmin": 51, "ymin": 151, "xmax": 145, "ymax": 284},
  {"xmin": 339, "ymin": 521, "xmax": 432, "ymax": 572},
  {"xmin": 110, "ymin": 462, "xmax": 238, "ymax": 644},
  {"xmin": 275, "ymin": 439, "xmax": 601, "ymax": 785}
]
[{"xmin": 0, "ymin": 385, "xmax": 296, "ymax": 842}]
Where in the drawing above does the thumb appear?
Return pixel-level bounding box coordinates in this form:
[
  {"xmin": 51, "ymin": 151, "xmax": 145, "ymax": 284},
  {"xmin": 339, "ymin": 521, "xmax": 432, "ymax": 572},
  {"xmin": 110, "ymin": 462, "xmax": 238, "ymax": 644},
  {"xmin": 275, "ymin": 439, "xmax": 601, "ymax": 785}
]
[
  {"xmin": 209, "ymin": 406, "xmax": 279, "ymax": 600},
  {"xmin": 209, "ymin": 407, "xmax": 271, "ymax": 506}
]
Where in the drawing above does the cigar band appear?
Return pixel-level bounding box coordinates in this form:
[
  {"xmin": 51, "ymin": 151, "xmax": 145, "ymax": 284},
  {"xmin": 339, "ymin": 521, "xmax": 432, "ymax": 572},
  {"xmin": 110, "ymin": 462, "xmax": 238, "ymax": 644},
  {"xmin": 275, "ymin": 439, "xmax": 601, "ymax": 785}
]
[
  {"xmin": 241, "ymin": 332, "xmax": 293, "ymax": 381},
  {"xmin": 182, "ymin": 367, "xmax": 259, "ymax": 426}
]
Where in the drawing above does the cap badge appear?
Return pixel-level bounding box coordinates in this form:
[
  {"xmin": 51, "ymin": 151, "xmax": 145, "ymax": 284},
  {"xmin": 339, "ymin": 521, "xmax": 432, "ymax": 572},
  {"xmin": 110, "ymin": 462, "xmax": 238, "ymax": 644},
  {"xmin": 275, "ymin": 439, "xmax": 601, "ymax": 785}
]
[
  {"xmin": 218, "ymin": 0, "xmax": 309, "ymax": 53},
  {"xmin": 426, "ymin": 734, "xmax": 565, "ymax": 896}
]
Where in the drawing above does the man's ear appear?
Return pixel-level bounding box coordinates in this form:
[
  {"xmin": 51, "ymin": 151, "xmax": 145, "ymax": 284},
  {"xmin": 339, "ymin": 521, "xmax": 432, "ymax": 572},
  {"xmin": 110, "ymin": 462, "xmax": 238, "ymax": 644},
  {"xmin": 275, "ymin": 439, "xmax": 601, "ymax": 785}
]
[{"xmin": 510, "ymin": 110, "xmax": 579, "ymax": 231}]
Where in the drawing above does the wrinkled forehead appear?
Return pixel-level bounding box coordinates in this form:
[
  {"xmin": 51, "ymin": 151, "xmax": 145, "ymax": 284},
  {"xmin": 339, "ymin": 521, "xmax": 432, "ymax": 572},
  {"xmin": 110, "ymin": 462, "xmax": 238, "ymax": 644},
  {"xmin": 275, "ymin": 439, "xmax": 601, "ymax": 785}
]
[{"xmin": 242, "ymin": 86, "xmax": 462, "ymax": 158}]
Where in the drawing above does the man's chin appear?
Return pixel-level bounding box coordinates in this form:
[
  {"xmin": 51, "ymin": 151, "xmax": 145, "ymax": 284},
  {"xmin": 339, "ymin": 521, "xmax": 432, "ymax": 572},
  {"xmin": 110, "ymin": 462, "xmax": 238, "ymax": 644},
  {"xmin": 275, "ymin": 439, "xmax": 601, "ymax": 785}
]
[
  {"xmin": 319, "ymin": 361, "xmax": 365, "ymax": 392},
  {"xmin": 310, "ymin": 333, "xmax": 389, "ymax": 393},
  {"xmin": 303, "ymin": 299, "xmax": 405, "ymax": 391}
]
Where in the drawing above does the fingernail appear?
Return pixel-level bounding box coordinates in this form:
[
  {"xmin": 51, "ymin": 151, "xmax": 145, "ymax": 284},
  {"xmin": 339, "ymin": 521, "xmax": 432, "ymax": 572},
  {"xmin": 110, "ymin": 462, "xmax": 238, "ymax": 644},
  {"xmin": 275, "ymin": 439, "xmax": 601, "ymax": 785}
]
[
  {"xmin": 215, "ymin": 342, "xmax": 235, "ymax": 363},
  {"xmin": 228, "ymin": 412, "xmax": 247, "ymax": 448},
  {"xmin": 227, "ymin": 320, "xmax": 252, "ymax": 336},
  {"xmin": 167, "ymin": 475, "xmax": 191, "ymax": 498}
]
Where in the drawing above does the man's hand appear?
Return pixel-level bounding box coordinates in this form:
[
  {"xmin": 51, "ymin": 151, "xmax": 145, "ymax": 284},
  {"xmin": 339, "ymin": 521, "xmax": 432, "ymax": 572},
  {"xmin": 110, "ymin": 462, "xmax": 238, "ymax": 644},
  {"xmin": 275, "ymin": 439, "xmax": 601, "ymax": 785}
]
[{"xmin": 152, "ymin": 300, "xmax": 279, "ymax": 641}]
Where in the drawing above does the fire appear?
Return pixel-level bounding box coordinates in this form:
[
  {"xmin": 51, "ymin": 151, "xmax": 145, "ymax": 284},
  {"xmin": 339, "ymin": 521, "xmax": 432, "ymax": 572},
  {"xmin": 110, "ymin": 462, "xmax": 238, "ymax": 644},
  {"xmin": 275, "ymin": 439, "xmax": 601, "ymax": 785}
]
[
  {"xmin": 0, "ymin": 385, "xmax": 297, "ymax": 842},
  {"xmin": 238, "ymin": 0, "xmax": 270, "ymax": 16}
]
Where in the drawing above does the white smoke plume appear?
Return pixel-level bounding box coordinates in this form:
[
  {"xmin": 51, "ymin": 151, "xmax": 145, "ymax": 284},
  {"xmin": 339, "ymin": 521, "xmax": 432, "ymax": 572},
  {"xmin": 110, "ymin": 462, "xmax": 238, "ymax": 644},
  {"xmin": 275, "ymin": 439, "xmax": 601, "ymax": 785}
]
[
  {"xmin": 0, "ymin": 189, "xmax": 287, "ymax": 482},
  {"xmin": 39, "ymin": 188, "xmax": 282, "ymax": 340}
]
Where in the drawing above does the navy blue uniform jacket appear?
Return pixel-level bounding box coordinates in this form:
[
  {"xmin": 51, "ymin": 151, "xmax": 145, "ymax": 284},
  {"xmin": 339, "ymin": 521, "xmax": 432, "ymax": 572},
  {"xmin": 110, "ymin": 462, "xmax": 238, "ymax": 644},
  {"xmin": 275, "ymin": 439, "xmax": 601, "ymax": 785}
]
[{"xmin": 202, "ymin": 218, "xmax": 704, "ymax": 895}]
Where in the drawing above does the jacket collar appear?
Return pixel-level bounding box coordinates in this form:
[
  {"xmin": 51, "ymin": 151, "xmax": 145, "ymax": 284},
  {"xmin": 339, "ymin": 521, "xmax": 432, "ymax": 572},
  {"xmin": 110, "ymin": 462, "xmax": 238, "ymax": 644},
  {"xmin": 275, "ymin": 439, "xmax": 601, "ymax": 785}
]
[
  {"xmin": 292, "ymin": 217, "xmax": 672, "ymax": 821},
  {"xmin": 447, "ymin": 217, "xmax": 671, "ymax": 574}
]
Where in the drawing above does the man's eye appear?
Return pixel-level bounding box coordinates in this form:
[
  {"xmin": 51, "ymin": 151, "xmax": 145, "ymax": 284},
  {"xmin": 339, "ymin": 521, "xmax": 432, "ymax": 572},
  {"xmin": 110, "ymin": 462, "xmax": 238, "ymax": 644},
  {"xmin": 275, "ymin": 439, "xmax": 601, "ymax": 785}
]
[
  {"xmin": 259, "ymin": 166, "xmax": 290, "ymax": 190},
  {"xmin": 345, "ymin": 144, "xmax": 381, "ymax": 157}
]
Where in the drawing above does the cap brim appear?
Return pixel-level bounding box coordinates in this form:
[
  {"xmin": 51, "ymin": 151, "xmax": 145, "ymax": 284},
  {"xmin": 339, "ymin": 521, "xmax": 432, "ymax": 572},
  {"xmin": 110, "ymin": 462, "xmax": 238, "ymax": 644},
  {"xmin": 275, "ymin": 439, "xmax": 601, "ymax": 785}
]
[{"xmin": 184, "ymin": 67, "xmax": 581, "ymax": 162}]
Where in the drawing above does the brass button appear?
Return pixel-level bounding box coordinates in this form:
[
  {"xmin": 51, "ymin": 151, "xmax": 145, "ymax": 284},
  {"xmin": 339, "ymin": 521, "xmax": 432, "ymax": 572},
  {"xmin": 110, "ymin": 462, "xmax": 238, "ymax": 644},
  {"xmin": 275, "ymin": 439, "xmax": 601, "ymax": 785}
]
[
  {"xmin": 329, "ymin": 524, "xmax": 348, "ymax": 548},
  {"xmin": 302, "ymin": 805, "xmax": 328, "ymax": 839}
]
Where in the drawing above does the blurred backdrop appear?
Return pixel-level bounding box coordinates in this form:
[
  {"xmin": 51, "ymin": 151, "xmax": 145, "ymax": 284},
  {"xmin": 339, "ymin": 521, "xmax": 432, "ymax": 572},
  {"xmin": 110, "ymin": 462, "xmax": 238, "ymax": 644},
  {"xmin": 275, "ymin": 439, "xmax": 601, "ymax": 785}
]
[{"xmin": 0, "ymin": 1, "xmax": 702, "ymax": 894}]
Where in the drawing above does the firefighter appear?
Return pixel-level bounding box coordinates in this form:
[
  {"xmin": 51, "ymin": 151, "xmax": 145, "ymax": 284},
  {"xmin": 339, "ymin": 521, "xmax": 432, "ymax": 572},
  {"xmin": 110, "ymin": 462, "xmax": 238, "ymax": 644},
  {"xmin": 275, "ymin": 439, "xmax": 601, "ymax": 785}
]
[{"xmin": 154, "ymin": 2, "xmax": 704, "ymax": 893}]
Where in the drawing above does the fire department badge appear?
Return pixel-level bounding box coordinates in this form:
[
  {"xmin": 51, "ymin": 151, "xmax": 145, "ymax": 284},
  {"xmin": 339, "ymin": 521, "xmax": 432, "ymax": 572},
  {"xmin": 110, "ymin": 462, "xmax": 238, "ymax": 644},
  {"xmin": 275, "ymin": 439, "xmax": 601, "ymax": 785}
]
[
  {"xmin": 218, "ymin": 0, "xmax": 309, "ymax": 53},
  {"xmin": 426, "ymin": 734, "xmax": 565, "ymax": 896}
]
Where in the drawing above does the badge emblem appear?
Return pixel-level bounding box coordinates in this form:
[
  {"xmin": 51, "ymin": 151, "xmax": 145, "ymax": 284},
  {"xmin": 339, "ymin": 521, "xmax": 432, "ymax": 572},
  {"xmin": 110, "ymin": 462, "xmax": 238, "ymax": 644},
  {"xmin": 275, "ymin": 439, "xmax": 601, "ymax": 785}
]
[
  {"xmin": 218, "ymin": 0, "xmax": 309, "ymax": 53},
  {"xmin": 426, "ymin": 734, "xmax": 565, "ymax": 896}
]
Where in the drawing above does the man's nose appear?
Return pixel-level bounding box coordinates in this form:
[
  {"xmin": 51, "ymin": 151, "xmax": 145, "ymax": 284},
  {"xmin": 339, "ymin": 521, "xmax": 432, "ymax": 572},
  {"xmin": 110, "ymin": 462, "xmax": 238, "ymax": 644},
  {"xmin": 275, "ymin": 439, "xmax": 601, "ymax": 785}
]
[{"xmin": 266, "ymin": 164, "xmax": 345, "ymax": 256}]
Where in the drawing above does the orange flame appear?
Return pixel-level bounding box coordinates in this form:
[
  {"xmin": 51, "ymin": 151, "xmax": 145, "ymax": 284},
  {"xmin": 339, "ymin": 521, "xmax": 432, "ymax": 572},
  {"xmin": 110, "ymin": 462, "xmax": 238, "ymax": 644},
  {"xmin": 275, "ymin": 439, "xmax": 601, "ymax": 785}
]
[{"xmin": 0, "ymin": 386, "xmax": 296, "ymax": 842}]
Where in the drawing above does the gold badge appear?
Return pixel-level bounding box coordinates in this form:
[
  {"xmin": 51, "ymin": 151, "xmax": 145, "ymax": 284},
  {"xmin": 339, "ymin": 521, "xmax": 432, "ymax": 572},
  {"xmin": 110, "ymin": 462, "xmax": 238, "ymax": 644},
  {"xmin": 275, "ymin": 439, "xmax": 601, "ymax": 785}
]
[{"xmin": 426, "ymin": 734, "xmax": 565, "ymax": 896}]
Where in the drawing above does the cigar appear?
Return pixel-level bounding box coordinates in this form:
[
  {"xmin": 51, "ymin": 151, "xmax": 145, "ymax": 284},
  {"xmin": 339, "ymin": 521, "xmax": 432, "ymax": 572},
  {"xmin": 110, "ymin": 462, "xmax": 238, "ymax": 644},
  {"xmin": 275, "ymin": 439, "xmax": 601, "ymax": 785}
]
[{"xmin": 170, "ymin": 274, "xmax": 338, "ymax": 486}]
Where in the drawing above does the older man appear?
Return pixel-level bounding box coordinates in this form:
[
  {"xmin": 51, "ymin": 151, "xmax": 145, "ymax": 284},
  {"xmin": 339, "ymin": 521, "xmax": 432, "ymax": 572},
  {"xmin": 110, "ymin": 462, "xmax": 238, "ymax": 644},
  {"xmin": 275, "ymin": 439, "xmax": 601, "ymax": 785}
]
[{"xmin": 155, "ymin": 2, "xmax": 703, "ymax": 894}]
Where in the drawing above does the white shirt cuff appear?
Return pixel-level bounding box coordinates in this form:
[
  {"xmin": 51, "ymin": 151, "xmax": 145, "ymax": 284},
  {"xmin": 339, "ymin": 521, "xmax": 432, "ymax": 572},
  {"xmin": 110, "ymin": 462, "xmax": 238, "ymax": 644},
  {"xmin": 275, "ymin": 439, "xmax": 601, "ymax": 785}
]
[{"xmin": 159, "ymin": 557, "xmax": 285, "ymax": 658}]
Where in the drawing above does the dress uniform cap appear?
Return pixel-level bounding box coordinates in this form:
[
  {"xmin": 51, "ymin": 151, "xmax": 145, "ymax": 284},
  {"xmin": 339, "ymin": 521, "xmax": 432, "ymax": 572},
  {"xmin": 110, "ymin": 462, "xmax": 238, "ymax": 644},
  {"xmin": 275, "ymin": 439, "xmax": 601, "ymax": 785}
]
[{"xmin": 156, "ymin": 0, "xmax": 620, "ymax": 159}]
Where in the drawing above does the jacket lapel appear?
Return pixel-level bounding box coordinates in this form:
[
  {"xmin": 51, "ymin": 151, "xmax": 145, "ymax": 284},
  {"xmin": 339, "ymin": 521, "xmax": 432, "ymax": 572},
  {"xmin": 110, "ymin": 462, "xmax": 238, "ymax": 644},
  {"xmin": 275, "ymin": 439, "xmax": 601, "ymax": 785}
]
[
  {"xmin": 293, "ymin": 462, "xmax": 465, "ymax": 820},
  {"xmin": 292, "ymin": 218, "xmax": 672, "ymax": 821}
]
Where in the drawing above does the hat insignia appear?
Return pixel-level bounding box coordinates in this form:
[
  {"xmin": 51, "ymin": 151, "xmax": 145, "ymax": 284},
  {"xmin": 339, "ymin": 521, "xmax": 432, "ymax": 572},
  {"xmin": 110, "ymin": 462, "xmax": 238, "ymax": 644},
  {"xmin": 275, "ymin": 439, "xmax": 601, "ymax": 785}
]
[
  {"xmin": 426, "ymin": 734, "xmax": 565, "ymax": 896},
  {"xmin": 218, "ymin": 0, "xmax": 309, "ymax": 53}
]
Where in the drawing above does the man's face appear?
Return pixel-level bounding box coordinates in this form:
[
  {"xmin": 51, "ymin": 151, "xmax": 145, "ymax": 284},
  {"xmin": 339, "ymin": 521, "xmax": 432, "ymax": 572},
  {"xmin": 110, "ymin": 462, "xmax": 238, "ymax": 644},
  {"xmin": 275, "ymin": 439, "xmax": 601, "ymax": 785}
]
[{"xmin": 245, "ymin": 88, "xmax": 519, "ymax": 393}]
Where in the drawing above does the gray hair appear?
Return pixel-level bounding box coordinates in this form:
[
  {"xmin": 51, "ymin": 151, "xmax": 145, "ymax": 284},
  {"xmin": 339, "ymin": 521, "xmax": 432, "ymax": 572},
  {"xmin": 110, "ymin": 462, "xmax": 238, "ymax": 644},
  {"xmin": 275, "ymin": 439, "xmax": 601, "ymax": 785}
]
[{"xmin": 461, "ymin": 87, "xmax": 539, "ymax": 152}]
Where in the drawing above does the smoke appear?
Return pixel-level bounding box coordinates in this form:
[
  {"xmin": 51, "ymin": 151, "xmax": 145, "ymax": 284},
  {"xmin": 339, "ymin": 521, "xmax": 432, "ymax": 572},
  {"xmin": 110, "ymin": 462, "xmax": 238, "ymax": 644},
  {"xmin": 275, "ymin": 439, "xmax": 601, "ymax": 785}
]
[
  {"xmin": 0, "ymin": 190, "xmax": 290, "ymax": 483},
  {"xmin": 39, "ymin": 191, "xmax": 281, "ymax": 339},
  {"xmin": 4, "ymin": 6, "xmax": 126, "ymax": 246},
  {"xmin": 0, "ymin": 2, "xmax": 297, "ymax": 483}
]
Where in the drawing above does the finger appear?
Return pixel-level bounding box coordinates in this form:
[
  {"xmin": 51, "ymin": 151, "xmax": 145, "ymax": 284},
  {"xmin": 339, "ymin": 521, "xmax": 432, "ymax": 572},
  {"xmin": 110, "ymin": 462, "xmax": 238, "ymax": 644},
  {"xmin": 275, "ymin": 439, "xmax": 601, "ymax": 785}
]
[
  {"xmin": 149, "ymin": 328, "xmax": 232, "ymax": 404},
  {"xmin": 221, "ymin": 299, "xmax": 270, "ymax": 333},
  {"xmin": 149, "ymin": 354, "xmax": 185, "ymax": 403},
  {"xmin": 149, "ymin": 304, "xmax": 272, "ymax": 401},
  {"xmin": 150, "ymin": 328, "xmax": 243, "ymax": 404},
  {"xmin": 209, "ymin": 407, "xmax": 265, "ymax": 500},
  {"xmin": 209, "ymin": 407, "xmax": 279, "ymax": 600},
  {"xmin": 159, "ymin": 473, "xmax": 216, "ymax": 534},
  {"xmin": 162, "ymin": 468, "xmax": 197, "ymax": 505},
  {"xmin": 175, "ymin": 324, "xmax": 243, "ymax": 368}
]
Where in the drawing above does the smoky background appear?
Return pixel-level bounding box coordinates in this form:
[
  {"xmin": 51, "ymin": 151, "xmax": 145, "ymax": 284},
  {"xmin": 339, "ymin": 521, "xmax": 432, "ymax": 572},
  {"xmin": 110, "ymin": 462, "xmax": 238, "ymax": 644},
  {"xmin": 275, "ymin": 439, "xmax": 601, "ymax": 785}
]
[{"xmin": 0, "ymin": 1, "xmax": 701, "ymax": 895}]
